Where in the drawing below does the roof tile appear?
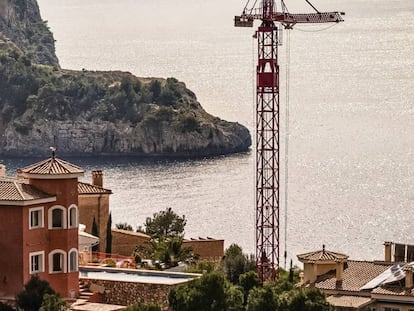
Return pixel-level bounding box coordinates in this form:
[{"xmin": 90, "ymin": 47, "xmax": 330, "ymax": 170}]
[
  {"xmin": 78, "ymin": 182, "xmax": 112, "ymax": 195},
  {"xmin": 18, "ymin": 157, "xmax": 84, "ymax": 176},
  {"xmin": 0, "ymin": 178, "xmax": 54, "ymax": 203},
  {"xmin": 326, "ymin": 295, "xmax": 372, "ymax": 308},
  {"xmin": 298, "ymin": 247, "xmax": 348, "ymax": 262},
  {"xmin": 314, "ymin": 260, "xmax": 393, "ymax": 292}
]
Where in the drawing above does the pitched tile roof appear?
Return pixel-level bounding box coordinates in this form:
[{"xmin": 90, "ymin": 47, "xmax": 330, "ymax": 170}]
[
  {"xmin": 372, "ymin": 285, "xmax": 414, "ymax": 297},
  {"xmin": 18, "ymin": 156, "xmax": 84, "ymax": 178},
  {"xmin": 314, "ymin": 260, "xmax": 393, "ymax": 292},
  {"xmin": 0, "ymin": 178, "xmax": 55, "ymax": 205},
  {"xmin": 326, "ymin": 295, "xmax": 373, "ymax": 308},
  {"xmin": 297, "ymin": 246, "xmax": 348, "ymax": 263},
  {"xmin": 78, "ymin": 182, "xmax": 112, "ymax": 195}
]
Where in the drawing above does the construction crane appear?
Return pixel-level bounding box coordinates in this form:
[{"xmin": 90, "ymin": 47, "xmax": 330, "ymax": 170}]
[{"xmin": 235, "ymin": 0, "xmax": 344, "ymax": 281}]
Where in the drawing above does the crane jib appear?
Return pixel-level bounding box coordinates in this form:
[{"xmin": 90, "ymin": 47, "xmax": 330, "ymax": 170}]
[{"xmin": 234, "ymin": 11, "xmax": 344, "ymax": 27}]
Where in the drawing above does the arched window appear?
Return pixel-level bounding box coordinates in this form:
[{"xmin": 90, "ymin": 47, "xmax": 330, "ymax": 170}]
[
  {"xmin": 48, "ymin": 206, "xmax": 66, "ymax": 229},
  {"xmin": 68, "ymin": 248, "xmax": 78, "ymax": 272},
  {"xmin": 68, "ymin": 205, "xmax": 78, "ymax": 228},
  {"xmin": 48, "ymin": 250, "xmax": 67, "ymax": 273}
]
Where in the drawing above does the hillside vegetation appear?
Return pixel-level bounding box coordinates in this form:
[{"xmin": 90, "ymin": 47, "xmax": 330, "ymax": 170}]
[
  {"xmin": 0, "ymin": 44, "xmax": 203, "ymax": 134},
  {"xmin": 0, "ymin": 0, "xmax": 251, "ymax": 157}
]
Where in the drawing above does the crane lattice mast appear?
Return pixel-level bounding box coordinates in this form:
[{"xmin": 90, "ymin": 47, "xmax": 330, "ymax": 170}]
[{"xmin": 235, "ymin": 0, "xmax": 344, "ymax": 281}]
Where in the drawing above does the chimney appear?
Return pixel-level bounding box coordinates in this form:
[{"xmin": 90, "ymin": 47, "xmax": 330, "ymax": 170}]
[
  {"xmin": 299, "ymin": 272, "xmax": 305, "ymax": 285},
  {"xmin": 384, "ymin": 241, "xmax": 393, "ymax": 262},
  {"xmin": 92, "ymin": 170, "xmax": 103, "ymax": 187},
  {"xmin": 405, "ymin": 265, "xmax": 413, "ymax": 288},
  {"xmin": 336, "ymin": 261, "xmax": 344, "ymax": 281},
  {"xmin": 0, "ymin": 164, "xmax": 5, "ymax": 177}
]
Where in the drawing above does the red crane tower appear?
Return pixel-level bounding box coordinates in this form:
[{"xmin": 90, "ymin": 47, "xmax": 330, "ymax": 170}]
[{"xmin": 235, "ymin": 0, "xmax": 344, "ymax": 281}]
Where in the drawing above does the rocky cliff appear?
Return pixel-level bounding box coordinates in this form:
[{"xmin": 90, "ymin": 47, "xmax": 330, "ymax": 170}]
[
  {"xmin": 0, "ymin": 0, "xmax": 58, "ymax": 66},
  {"xmin": 3, "ymin": 115, "xmax": 250, "ymax": 157},
  {"xmin": 0, "ymin": 0, "xmax": 251, "ymax": 157}
]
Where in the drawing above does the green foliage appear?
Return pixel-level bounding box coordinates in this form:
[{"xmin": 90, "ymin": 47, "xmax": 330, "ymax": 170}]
[
  {"xmin": 16, "ymin": 275, "xmax": 56, "ymax": 311},
  {"xmin": 101, "ymin": 258, "xmax": 116, "ymax": 268},
  {"xmin": 174, "ymin": 112, "xmax": 199, "ymax": 133},
  {"xmin": 92, "ymin": 216, "xmax": 99, "ymax": 252},
  {"xmin": 285, "ymin": 288, "xmax": 334, "ymax": 311},
  {"xmin": 145, "ymin": 207, "xmax": 186, "ymax": 240},
  {"xmin": 149, "ymin": 80, "xmax": 161, "ymax": 100},
  {"xmin": 242, "ymin": 273, "xmax": 333, "ymax": 311},
  {"xmin": 133, "ymin": 208, "xmax": 192, "ymax": 268},
  {"xmin": 167, "ymin": 266, "xmax": 333, "ymax": 311},
  {"xmin": 220, "ymin": 244, "xmax": 256, "ymax": 284},
  {"xmin": 116, "ymin": 222, "xmax": 133, "ymax": 231},
  {"xmin": 0, "ymin": 302, "xmax": 14, "ymax": 311},
  {"xmin": 0, "ymin": 46, "xmax": 198, "ymax": 134},
  {"xmin": 106, "ymin": 213, "xmax": 112, "ymax": 254},
  {"xmin": 246, "ymin": 286, "xmax": 278, "ymax": 311},
  {"xmin": 225, "ymin": 286, "xmax": 245, "ymax": 311},
  {"xmin": 239, "ymin": 271, "xmax": 261, "ymax": 304},
  {"xmin": 39, "ymin": 293, "xmax": 69, "ymax": 311},
  {"xmin": 159, "ymin": 78, "xmax": 180, "ymax": 106},
  {"xmin": 125, "ymin": 303, "xmax": 161, "ymax": 311},
  {"xmin": 185, "ymin": 260, "xmax": 217, "ymax": 274},
  {"xmin": 134, "ymin": 237, "xmax": 193, "ymax": 269},
  {"xmin": 168, "ymin": 272, "xmax": 243, "ymax": 311}
]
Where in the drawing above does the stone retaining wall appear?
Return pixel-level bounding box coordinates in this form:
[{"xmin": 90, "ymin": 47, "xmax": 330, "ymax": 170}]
[{"xmin": 81, "ymin": 278, "xmax": 177, "ymax": 311}]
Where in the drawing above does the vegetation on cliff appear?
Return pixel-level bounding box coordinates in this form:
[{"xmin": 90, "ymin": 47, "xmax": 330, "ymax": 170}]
[
  {"xmin": 0, "ymin": 45, "xmax": 204, "ymax": 134},
  {"xmin": 0, "ymin": 0, "xmax": 251, "ymax": 156},
  {"xmin": 0, "ymin": 0, "xmax": 58, "ymax": 66}
]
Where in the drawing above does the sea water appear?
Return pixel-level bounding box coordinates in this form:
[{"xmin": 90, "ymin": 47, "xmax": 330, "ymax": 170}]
[{"xmin": 3, "ymin": 0, "xmax": 414, "ymax": 265}]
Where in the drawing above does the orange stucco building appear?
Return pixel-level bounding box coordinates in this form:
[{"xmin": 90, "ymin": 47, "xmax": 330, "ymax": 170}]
[
  {"xmin": 0, "ymin": 153, "xmax": 83, "ymax": 299},
  {"xmin": 78, "ymin": 170, "xmax": 112, "ymax": 253}
]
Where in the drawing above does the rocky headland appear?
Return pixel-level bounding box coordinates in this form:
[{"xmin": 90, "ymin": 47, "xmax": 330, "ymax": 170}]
[{"xmin": 0, "ymin": 0, "xmax": 251, "ymax": 157}]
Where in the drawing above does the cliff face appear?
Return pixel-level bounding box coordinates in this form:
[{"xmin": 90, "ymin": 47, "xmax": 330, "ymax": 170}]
[
  {"xmin": 2, "ymin": 117, "xmax": 250, "ymax": 157},
  {"xmin": 0, "ymin": 0, "xmax": 58, "ymax": 66},
  {"xmin": 0, "ymin": 0, "xmax": 251, "ymax": 157}
]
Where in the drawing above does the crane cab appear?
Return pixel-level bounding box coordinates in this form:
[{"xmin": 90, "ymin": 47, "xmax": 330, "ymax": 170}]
[{"xmin": 234, "ymin": 16, "xmax": 254, "ymax": 27}]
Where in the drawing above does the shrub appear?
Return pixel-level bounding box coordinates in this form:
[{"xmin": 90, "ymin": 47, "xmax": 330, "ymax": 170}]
[
  {"xmin": 101, "ymin": 258, "xmax": 116, "ymax": 267},
  {"xmin": 0, "ymin": 302, "xmax": 14, "ymax": 311},
  {"xmin": 16, "ymin": 275, "xmax": 56, "ymax": 311}
]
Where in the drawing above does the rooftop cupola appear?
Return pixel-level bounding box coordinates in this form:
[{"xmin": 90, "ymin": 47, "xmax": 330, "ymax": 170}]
[
  {"xmin": 17, "ymin": 147, "xmax": 84, "ymax": 180},
  {"xmin": 297, "ymin": 245, "xmax": 348, "ymax": 284}
]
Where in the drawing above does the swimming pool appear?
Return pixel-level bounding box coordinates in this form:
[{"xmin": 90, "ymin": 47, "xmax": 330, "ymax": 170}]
[{"xmin": 79, "ymin": 266, "xmax": 200, "ymax": 285}]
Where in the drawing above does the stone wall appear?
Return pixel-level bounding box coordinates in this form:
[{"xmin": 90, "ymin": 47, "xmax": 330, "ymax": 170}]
[{"xmin": 82, "ymin": 278, "xmax": 175, "ymax": 311}]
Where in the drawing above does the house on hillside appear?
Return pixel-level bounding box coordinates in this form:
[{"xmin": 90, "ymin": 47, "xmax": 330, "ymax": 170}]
[
  {"xmin": 0, "ymin": 153, "xmax": 112, "ymax": 301},
  {"xmin": 298, "ymin": 243, "xmax": 414, "ymax": 311},
  {"xmin": 0, "ymin": 153, "xmax": 83, "ymax": 299}
]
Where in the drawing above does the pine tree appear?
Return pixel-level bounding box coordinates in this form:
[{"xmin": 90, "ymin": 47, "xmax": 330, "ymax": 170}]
[
  {"xmin": 92, "ymin": 217, "xmax": 99, "ymax": 252},
  {"xmin": 106, "ymin": 213, "xmax": 112, "ymax": 254}
]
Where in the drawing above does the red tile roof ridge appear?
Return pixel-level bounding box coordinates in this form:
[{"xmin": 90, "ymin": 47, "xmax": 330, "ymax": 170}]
[
  {"xmin": 297, "ymin": 247, "xmax": 348, "ymax": 262},
  {"xmin": 19, "ymin": 156, "xmax": 84, "ymax": 175}
]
